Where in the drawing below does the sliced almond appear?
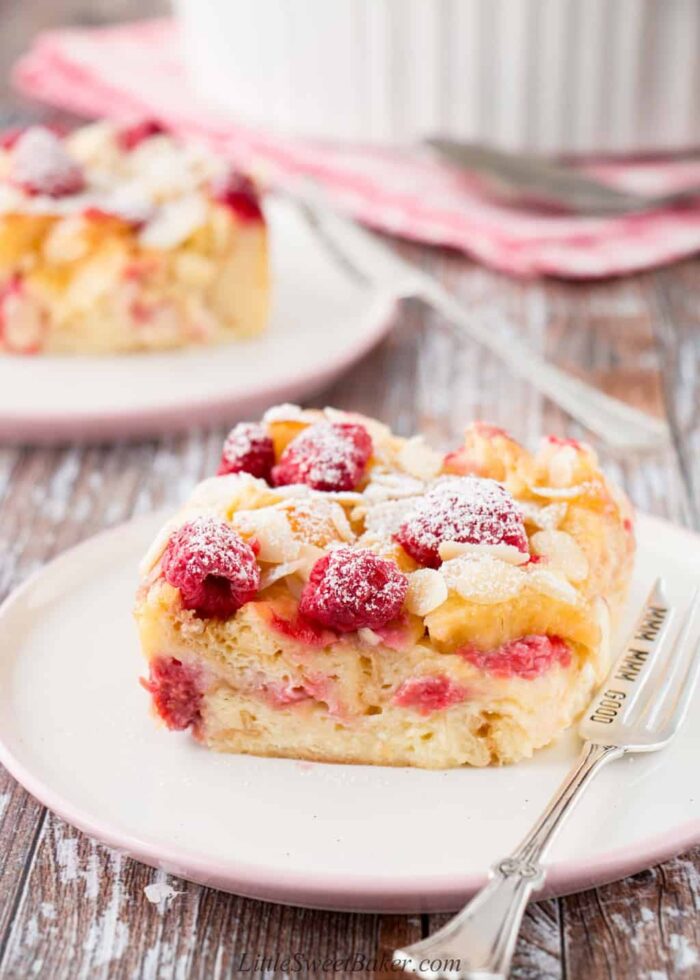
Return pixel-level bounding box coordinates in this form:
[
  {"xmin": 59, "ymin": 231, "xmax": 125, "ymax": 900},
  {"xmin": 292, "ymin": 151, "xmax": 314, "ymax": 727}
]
[
  {"xmin": 364, "ymin": 469, "xmax": 425, "ymax": 501},
  {"xmin": 527, "ymin": 567, "xmax": 580, "ymax": 605},
  {"xmin": 188, "ymin": 473, "xmax": 262, "ymax": 512},
  {"xmin": 530, "ymin": 530, "xmax": 589, "ymax": 582},
  {"xmin": 519, "ymin": 500, "xmax": 568, "ymax": 530},
  {"xmin": 547, "ymin": 445, "xmax": 578, "ymax": 487},
  {"xmin": 295, "ymin": 543, "xmax": 326, "ymax": 579},
  {"xmin": 259, "ymin": 558, "xmax": 307, "ymax": 590},
  {"xmin": 138, "ymin": 193, "xmax": 206, "ymax": 250},
  {"xmin": 405, "ymin": 568, "xmax": 448, "ymax": 616},
  {"xmin": 357, "ymin": 627, "xmax": 382, "ymax": 647},
  {"xmin": 262, "ymin": 403, "xmax": 309, "ymax": 423},
  {"xmin": 43, "ymin": 216, "xmax": 89, "ymax": 263},
  {"xmin": 398, "ymin": 437, "xmax": 443, "ymax": 481},
  {"xmin": 438, "ymin": 540, "xmax": 529, "ymax": 566},
  {"xmin": 530, "ymin": 484, "xmax": 588, "ymax": 501},
  {"xmin": 441, "ymin": 555, "xmax": 526, "ymax": 604},
  {"xmin": 139, "ymin": 516, "xmax": 182, "ymax": 577},
  {"xmin": 363, "ymin": 498, "xmax": 420, "ymax": 537},
  {"xmin": 232, "ymin": 509, "xmax": 301, "ymax": 563}
]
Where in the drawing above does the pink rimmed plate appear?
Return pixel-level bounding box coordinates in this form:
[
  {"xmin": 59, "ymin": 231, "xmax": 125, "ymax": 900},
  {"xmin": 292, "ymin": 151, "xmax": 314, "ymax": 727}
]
[{"xmin": 0, "ymin": 510, "xmax": 698, "ymax": 912}]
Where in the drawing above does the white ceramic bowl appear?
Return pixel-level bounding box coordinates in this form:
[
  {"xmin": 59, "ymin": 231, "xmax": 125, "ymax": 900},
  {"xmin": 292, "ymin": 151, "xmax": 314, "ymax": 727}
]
[{"xmin": 175, "ymin": 0, "xmax": 700, "ymax": 155}]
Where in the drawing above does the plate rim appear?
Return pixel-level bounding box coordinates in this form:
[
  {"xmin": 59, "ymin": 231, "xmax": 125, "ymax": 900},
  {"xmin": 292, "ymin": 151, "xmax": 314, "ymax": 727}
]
[
  {"xmin": 0, "ymin": 196, "xmax": 399, "ymax": 443},
  {"xmin": 0, "ymin": 293, "xmax": 397, "ymax": 443},
  {"xmin": 0, "ymin": 510, "xmax": 698, "ymax": 913}
]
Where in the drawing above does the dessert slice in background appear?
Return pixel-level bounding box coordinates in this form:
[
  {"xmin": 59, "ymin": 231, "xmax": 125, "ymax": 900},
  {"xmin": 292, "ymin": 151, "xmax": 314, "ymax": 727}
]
[
  {"xmin": 135, "ymin": 407, "xmax": 635, "ymax": 768},
  {"xmin": 0, "ymin": 122, "xmax": 268, "ymax": 354}
]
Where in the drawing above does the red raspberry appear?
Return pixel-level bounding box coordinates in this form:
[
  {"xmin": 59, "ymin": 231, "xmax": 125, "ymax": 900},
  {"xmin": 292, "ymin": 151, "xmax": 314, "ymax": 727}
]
[
  {"xmin": 141, "ymin": 656, "xmax": 202, "ymax": 730},
  {"xmin": 0, "ymin": 123, "xmax": 66, "ymax": 152},
  {"xmin": 210, "ymin": 170, "xmax": 263, "ymax": 223},
  {"xmin": 394, "ymin": 476, "xmax": 528, "ymax": 568},
  {"xmin": 546, "ymin": 435, "xmax": 582, "ymax": 450},
  {"xmin": 10, "ymin": 127, "xmax": 85, "ymax": 197},
  {"xmin": 299, "ymin": 547, "xmax": 407, "ymax": 632},
  {"xmin": 393, "ymin": 675, "xmax": 467, "ymax": 714},
  {"xmin": 460, "ymin": 635, "xmax": 571, "ymax": 680},
  {"xmin": 217, "ymin": 422, "xmax": 274, "ymax": 479},
  {"xmin": 161, "ymin": 517, "xmax": 260, "ymax": 618},
  {"xmin": 118, "ymin": 119, "xmax": 166, "ymax": 151},
  {"xmin": 271, "ymin": 422, "xmax": 372, "ymax": 492}
]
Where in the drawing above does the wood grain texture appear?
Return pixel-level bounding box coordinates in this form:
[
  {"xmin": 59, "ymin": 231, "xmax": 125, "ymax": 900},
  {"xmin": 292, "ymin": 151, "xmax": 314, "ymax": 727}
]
[{"xmin": 0, "ymin": 2, "xmax": 698, "ymax": 978}]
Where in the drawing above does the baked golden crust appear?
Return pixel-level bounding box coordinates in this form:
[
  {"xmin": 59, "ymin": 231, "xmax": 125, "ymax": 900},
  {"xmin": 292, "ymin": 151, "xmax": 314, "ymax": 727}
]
[{"xmin": 134, "ymin": 407, "xmax": 635, "ymax": 768}]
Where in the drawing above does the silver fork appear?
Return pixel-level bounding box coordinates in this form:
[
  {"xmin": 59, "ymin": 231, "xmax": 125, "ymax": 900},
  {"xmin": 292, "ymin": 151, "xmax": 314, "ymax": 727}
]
[
  {"xmin": 394, "ymin": 580, "xmax": 700, "ymax": 980},
  {"xmin": 286, "ymin": 187, "xmax": 670, "ymax": 454},
  {"xmin": 427, "ymin": 140, "xmax": 700, "ymax": 216}
]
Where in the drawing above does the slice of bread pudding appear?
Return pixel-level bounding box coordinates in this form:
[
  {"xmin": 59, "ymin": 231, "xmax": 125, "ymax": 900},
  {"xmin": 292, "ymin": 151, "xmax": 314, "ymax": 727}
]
[
  {"xmin": 0, "ymin": 122, "xmax": 267, "ymax": 353},
  {"xmin": 134, "ymin": 407, "xmax": 635, "ymax": 768}
]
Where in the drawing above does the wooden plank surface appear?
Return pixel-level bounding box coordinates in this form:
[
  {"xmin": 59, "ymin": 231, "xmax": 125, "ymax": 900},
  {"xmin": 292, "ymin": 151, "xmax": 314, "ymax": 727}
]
[{"xmin": 0, "ymin": 2, "xmax": 699, "ymax": 978}]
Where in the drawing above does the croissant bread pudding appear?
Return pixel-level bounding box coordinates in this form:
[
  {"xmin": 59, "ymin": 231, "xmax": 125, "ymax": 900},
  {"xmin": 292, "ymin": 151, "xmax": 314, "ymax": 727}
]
[
  {"xmin": 135, "ymin": 406, "xmax": 635, "ymax": 768},
  {"xmin": 0, "ymin": 121, "xmax": 267, "ymax": 353}
]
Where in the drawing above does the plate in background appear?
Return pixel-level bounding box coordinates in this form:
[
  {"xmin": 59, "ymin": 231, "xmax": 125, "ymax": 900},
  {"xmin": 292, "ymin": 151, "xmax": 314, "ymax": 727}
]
[
  {"xmin": 0, "ymin": 199, "xmax": 396, "ymax": 443},
  {"xmin": 0, "ymin": 511, "xmax": 698, "ymax": 913}
]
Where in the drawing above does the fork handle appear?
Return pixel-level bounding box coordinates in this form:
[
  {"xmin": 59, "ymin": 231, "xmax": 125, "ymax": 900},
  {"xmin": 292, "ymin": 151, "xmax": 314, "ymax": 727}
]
[
  {"xmin": 414, "ymin": 279, "xmax": 669, "ymax": 452},
  {"xmin": 396, "ymin": 743, "xmax": 624, "ymax": 979}
]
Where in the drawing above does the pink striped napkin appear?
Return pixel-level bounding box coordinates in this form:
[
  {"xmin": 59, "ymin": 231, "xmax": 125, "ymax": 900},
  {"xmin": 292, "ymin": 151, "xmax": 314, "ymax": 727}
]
[{"xmin": 13, "ymin": 18, "xmax": 700, "ymax": 279}]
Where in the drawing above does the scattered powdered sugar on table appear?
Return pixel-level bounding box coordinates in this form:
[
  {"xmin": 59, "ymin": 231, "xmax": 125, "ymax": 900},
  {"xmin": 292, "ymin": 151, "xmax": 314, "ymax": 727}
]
[
  {"xmin": 669, "ymin": 934, "xmax": 699, "ymax": 972},
  {"xmin": 144, "ymin": 882, "xmax": 182, "ymax": 906}
]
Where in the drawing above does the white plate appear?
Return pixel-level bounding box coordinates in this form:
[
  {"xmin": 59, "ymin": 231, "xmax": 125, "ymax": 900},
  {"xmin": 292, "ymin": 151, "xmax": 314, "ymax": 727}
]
[
  {"xmin": 0, "ymin": 511, "xmax": 698, "ymax": 913},
  {"xmin": 0, "ymin": 200, "xmax": 396, "ymax": 443}
]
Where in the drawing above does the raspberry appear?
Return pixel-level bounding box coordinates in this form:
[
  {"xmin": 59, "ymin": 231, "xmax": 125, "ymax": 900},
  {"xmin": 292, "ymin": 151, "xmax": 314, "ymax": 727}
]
[
  {"xmin": 210, "ymin": 170, "xmax": 263, "ymax": 222},
  {"xmin": 299, "ymin": 547, "xmax": 407, "ymax": 632},
  {"xmin": 141, "ymin": 656, "xmax": 202, "ymax": 730},
  {"xmin": 118, "ymin": 119, "xmax": 165, "ymax": 151},
  {"xmin": 271, "ymin": 422, "xmax": 372, "ymax": 492},
  {"xmin": 217, "ymin": 422, "xmax": 274, "ymax": 479},
  {"xmin": 270, "ymin": 612, "xmax": 334, "ymax": 648},
  {"xmin": 460, "ymin": 635, "xmax": 571, "ymax": 680},
  {"xmin": 393, "ymin": 675, "xmax": 467, "ymax": 714},
  {"xmin": 10, "ymin": 127, "xmax": 85, "ymax": 197},
  {"xmin": 161, "ymin": 517, "xmax": 260, "ymax": 618},
  {"xmin": 0, "ymin": 124, "xmax": 66, "ymax": 152},
  {"xmin": 394, "ymin": 476, "xmax": 528, "ymax": 568}
]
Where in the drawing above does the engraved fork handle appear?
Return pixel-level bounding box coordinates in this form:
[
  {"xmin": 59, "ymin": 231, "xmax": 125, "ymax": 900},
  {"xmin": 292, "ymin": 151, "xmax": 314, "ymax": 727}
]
[{"xmin": 396, "ymin": 742, "xmax": 624, "ymax": 979}]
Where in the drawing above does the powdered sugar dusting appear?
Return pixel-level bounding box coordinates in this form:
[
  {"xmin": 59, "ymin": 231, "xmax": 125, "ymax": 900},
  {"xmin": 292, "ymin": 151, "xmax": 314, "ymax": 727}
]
[
  {"xmin": 299, "ymin": 547, "xmax": 408, "ymax": 631},
  {"xmin": 441, "ymin": 554, "xmax": 527, "ymax": 604},
  {"xmin": 165, "ymin": 517, "xmax": 256, "ymax": 582},
  {"xmin": 362, "ymin": 497, "xmax": 422, "ymax": 537},
  {"xmin": 283, "ymin": 495, "xmax": 354, "ymax": 545},
  {"xmin": 161, "ymin": 516, "xmax": 260, "ymax": 617},
  {"xmin": 272, "ymin": 421, "xmax": 372, "ymax": 492},
  {"xmin": 223, "ymin": 423, "xmax": 262, "ymax": 459},
  {"xmin": 10, "ymin": 127, "xmax": 85, "ymax": 198},
  {"xmin": 395, "ymin": 476, "xmax": 528, "ymax": 568},
  {"xmin": 364, "ymin": 470, "xmax": 425, "ymax": 501}
]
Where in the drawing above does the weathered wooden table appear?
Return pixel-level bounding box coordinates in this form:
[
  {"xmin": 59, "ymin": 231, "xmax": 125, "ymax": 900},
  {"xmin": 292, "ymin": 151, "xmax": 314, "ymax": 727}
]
[{"xmin": 0, "ymin": 3, "xmax": 699, "ymax": 978}]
